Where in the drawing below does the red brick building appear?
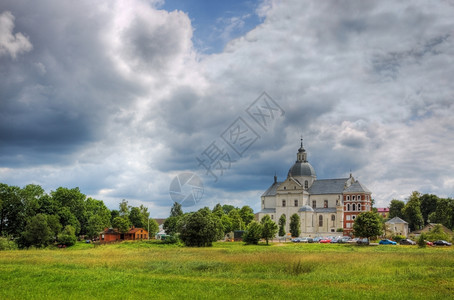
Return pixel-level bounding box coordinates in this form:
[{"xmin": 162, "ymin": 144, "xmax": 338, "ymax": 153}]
[
  {"xmin": 100, "ymin": 227, "xmax": 148, "ymax": 242},
  {"xmin": 343, "ymin": 181, "xmax": 372, "ymax": 236}
]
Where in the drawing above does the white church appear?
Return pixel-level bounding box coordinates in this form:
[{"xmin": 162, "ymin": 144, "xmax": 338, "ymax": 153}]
[{"xmin": 257, "ymin": 140, "xmax": 372, "ymax": 237}]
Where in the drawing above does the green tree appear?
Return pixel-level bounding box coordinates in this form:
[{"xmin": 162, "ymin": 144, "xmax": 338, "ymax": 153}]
[
  {"xmin": 221, "ymin": 214, "xmax": 233, "ymax": 235},
  {"xmin": 222, "ymin": 204, "xmax": 235, "ymax": 215},
  {"xmin": 419, "ymin": 194, "xmax": 439, "ymax": 225},
  {"xmin": 57, "ymin": 225, "xmax": 77, "ymax": 246},
  {"xmin": 243, "ymin": 221, "xmax": 262, "ymax": 245},
  {"xmin": 147, "ymin": 218, "xmax": 159, "ymax": 238},
  {"xmin": 402, "ymin": 191, "xmax": 423, "ymax": 231},
  {"xmin": 0, "ymin": 184, "xmax": 24, "ymax": 237},
  {"xmin": 129, "ymin": 207, "xmax": 144, "ymax": 228},
  {"xmin": 170, "ymin": 202, "xmax": 183, "ymax": 217},
  {"xmin": 212, "ymin": 203, "xmax": 224, "ymax": 218},
  {"xmin": 278, "ymin": 214, "xmax": 286, "ymax": 237},
  {"xmin": 163, "ymin": 217, "xmax": 179, "ymax": 236},
  {"xmin": 46, "ymin": 214, "xmax": 62, "ymax": 241},
  {"xmin": 353, "ymin": 211, "xmax": 383, "ymax": 239},
  {"xmin": 51, "ymin": 187, "xmax": 86, "ymax": 231},
  {"xmin": 86, "ymin": 215, "xmax": 105, "ymax": 239},
  {"xmin": 388, "ymin": 199, "xmax": 405, "ymax": 219},
  {"xmin": 84, "ymin": 197, "xmax": 111, "ymax": 234},
  {"xmin": 228, "ymin": 209, "xmax": 244, "ymax": 231},
  {"xmin": 179, "ymin": 208, "xmax": 223, "ymax": 247},
  {"xmin": 424, "ymin": 224, "xmax": 450, "ymax": 241},
  {"xmin": 110, "ymin": 210, "xmax": 120, "ymax": 223},
  {"xmin": 429, "ymin": 198, "xmax": 453, "ymax": 229},
  {"xmin": 119, "ymin": 199, "xmax": 130, "ymax": 217},
  {"xmin": 239, "ymin": 206, "xmax": 254, "ymax": 226},
  {"xmin": 21, "ymin": 214, "xmax": 52, "ymax": 248},
  {"xmin": 112, "ymin": 217, "xmax": 131, "ymax": 234},
  {"xmin": 261, "ymin": 215, "xmax": 278, "ymax": 245},
  {"xmin": 59, "ymin": 207, "xmax": 81, "ymax": 235},
  {"xmin": 289, "ymin": 213, "xmax": 301, "ymax": 237}
]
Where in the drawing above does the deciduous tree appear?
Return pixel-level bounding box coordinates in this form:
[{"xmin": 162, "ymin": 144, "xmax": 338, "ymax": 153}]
[
  {"xmin": 278, "ymin": 214, "xmax": 286, "ymax": 237},
  {"xmin": 353, "ymin": 211, "xmax": 383, "ymax": 239},
  {"xmin": 289, "ymin": 214, "xmax": 301, "ymax": 238},
  {"xmin": 261, "ymin": 215, "xmax": 278, "ymax": 245},
  {"xmin": 243, "ymin": 221, "xmax": 262, "ymax": 245}
]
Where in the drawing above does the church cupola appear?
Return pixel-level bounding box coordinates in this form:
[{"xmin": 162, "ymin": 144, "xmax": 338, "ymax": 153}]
[{"xmin": 297, "ymin": 138, "xmax": 307, "ymax": 162}]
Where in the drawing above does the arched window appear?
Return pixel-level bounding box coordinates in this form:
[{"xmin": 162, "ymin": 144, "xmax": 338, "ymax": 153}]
[
  {"xmin": 357, "ymin": 195, "xmax": 361, "ymax": 201},
  {"xmin": 347, "ymin": 204, "xmax": 350, "ymax": 211},
  {"xmin": 324, "ymin": 200, "xmax": 328, "ymax": 208},
  {"xmin": 358, "ymin": 204, "xmax": 361, "ymax": 211},
  {"xmin": 319, "ymin": 215, "xmax": 323, "ymax": 227},
  {"xmin": 284, "ymin": 186, "xmax": 286, "ymax": 190},
  {"xmin": 353, "ymin": 204, "xmax": 356, "ymax": 211},
  {"xmin": 352, "ymin": 195, "xmax": 356, "ymax": 201},
  {"xmin": 347, "ymin": 195, "xmax": 350, "ymax": 201},
  {"xmin": 331, "ymin": 215, "xmax": 335, "ymax": 221},
  {"xmin": 312, "ymin": 200, "xmax": 316, "ymax": 209},
  {"xmin": 305, "ymin": 180, "xmax": 308, "ymax": 189},
  {"xmin": 282, "ymin": 200, "xmax": 286, "ymax": 207},
  {"xmin": 294, "ymin": 199, "xmax": 298, "ymax": 207}
]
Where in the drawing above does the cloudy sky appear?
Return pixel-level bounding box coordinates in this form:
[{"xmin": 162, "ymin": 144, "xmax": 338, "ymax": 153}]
[{"xmin": 1, "ymin": 0, "xmax": 453, "ymax": 217}]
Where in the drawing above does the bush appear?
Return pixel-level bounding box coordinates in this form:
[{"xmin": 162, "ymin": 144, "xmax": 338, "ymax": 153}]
[
  {"xmin": 243, "ymin": 221, "xmax": 262, "ymax": 245},
  {"xmin": 392, "ymin": 235, "xmax": 406, "ymax": 243},
  {"xmin": 161, "ymin": 235, "xmax": 180, "ymax": 244},
  {"xmin": 0, "ymin": 237, "xmax": 17, "ymax": 250},
  {"xmin": 336, "ymin": 228, "xmax": 344, "ymax": 232},
  {"xmin": 57, "ymin": 225, "xmax": 77, "ymax": 247},
  {"xmin": 417, "ymin": 234, "xmax": 426, "ymax": 248}
]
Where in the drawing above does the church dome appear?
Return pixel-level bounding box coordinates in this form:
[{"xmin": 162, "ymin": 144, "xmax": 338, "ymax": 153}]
[{"xmin": 288, "ymin": 161, "xmax": 316, "ymax": 177}]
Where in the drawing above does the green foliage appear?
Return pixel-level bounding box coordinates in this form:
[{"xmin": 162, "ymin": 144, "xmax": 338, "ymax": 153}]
[
  {"xmin": 289, "ymin": 213, "xmax": 301, "ymax": 238},
  {"xmin": 86, "ymin": 215, "xmax": 105, "ymax": 239},
  {"xmin": 57, "ymin": 225, "xmax": 77, "ymax": 246},
  {"xmin": 402, "ymin": 192, "xmax": 424, "ymax": 231},
  {"xmin": 170, "ymin": 202, "xmax": 183, "ymax": 217},
  {"xmin": 392, "ymin": 235, "xmax": 406, "ymax": 243},
  {"xmin": 388, "ymin": 199, "xmax": 405, "ymax": 219},
  {"xmin": 148, "ymin": 218, "xmax": 160, "ymax": 237},
  {"xmin": 336, "ymin": 228, "xmax": 344, "ymax": 232},
  {"xmin": 228, "ymin": 209, "xmax": 245, "ymax": 231},
  {"xmin": 163, "ymin": 216, "xmax": 179, "ymax": 236},
  {"xmin": 261, "ymin": 215, "xmax": 278, "ymax": 245},
  {"xmin": 425, "ymin": 224, "xmax": 450, "ymax": 241},
  {"xmin": 112, "ymin": 217, "xmax": 131, "ymax": 234},
  {"xmin": 0, "ymin": 236, "xmax": 17, "ymax": 250},
  {"xmin": 179, "ymin": 208, "xmax": 223, "ymax": 247},
  {"xmin": 119, "ymin": 199, "xmax": 130, "ymax": 217},
  {"xmin": 420, "ymin": 194, "xmax": 439, "ymax": 225},
  {"xmin": 239, "ymin": 206, "xmax": 254, "ymax": 226},
  {"xmin": 278, "ymin": 214, "xmax": 286, "ymax": 237},
  {"xmin": 429, "ymin": 198, "xmax": 453, "ymax": 229},
  {"xmin": 417, "ymin": 233, "xmax": 426, "ymax": 248},
  {"xmin": 243, "ymin": 221, "xmax": 262, "ymax": 245},
  {"xmin": 353, "ymin": 211, "xmax": 383, "ymax": 239},
  {"xmin": 222, "ymin": 204, "xmax": 235, "ymax": 215},
  {"xmin": 212, "ymin": 203, "xmax": 224, "ymax": 218},
  {"xmin": 221, "ymin": 214, "xmax": 233, "ymax": 235},
  {"xmin": 21, "ymin": 214, "xmax": 52, "ymax": 248}
]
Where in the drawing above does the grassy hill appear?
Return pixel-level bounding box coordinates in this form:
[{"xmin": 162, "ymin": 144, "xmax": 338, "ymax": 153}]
[{"xmin": 1, "ymin": 241, "xmax": 453, "ymax": 299}]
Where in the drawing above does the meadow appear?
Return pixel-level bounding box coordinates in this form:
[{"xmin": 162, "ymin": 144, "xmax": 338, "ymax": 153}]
[{"xmin": 0, "ymin": 241, "xmax": 453, "ymax": 299}]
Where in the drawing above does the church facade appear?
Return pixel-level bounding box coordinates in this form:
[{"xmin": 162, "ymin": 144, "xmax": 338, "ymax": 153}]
[{"xmin": 257, "ymin": 140, "xmax": 372, "ymax": 237}]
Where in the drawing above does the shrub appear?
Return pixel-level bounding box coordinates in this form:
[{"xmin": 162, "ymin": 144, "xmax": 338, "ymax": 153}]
[
  {"xmin": 57, "ymin": 225, "xmax": 77, "ymax": 247},
  {"xmin": 417, "ymin": 234, "xmax": 426, "ymax": 248},
  {"xmin": 392, "ymin": 235, "xmax": 406, "ymax": 243},
  {"xmin": 0, "ymin": 237, "xmax": 17, "ymax": 250},
  {"xmin": 243, "ymin": 221, "xmax": 262, "ymax": 245}
]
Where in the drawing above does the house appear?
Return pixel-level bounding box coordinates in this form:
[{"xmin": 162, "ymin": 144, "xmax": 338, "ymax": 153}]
[
  {"xmin": 100, "ymin": 227, "xmax": 148, "ymax": 242},
  {"xmin": 412, "ymin": 223, "xmax": 454, "ymax": 236},
  {"xmin": 377, "ymin": 208, "xmax": 389, "ymax": 218},
  {"xmin": 385, "ymin": 217, "xmax": 409, "ymax": 237},
  {"xmin": 258, "ymin": 140, "xmax": 372, "ymax": 237}
]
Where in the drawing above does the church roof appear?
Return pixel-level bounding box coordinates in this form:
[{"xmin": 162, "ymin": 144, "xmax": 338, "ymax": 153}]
[
  {"xmin": 298, "ymin": 205, "xmax": 314, "ymax": 212},
  {"xmin": 343, "ymin": 181, "xmax": 371, "ymax": 193},
  {"xmin": 261, "ymin": 181, "xmax": 282, "ymax": 197},
  {"xmin": 288, "ymin": 162, "xmax": 316, "ymax": 177},
  {"xmin": 386, "ymin": 217, "xmax": 408, "ymax": 224},
  {"xmin": 308, "ymin": 178, "xmax": 349, "ymax": 194},
  {"xmin": 259, "ymin": 208, "xmax": 276, "ymax": 214}
]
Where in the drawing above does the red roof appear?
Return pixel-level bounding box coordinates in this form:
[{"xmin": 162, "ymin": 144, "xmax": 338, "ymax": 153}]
[{"xmin": 127, "ymin": 227, "xmax": 147, "ymax": 234}]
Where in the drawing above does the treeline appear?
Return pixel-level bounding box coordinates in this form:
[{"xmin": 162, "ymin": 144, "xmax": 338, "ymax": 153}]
[
  {"xmin": 162, "ymin": 202, "xmax": 278, "ymax": 246},
  {"xmin": 388, "ymin": 191, "xmax": 454, "ymax": 231},
  {"xmin": 0, "ymin": 183, "xmax": 158, "ymax": 249}
]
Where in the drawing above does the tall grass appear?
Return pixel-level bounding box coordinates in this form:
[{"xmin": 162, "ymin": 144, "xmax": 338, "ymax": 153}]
[{"xmin": 0, "ymin": 241, "xmax": 453, "ymax": 299}]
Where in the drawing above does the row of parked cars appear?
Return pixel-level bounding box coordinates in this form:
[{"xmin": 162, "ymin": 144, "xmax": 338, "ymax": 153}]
[{"xmin": 291, "ymin": 237, "xmax": 452, "ymax": 246}]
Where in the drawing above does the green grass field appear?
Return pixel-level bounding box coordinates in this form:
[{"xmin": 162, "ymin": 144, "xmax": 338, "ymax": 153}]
[{"xmin": 1, "ymin": 241, "xmax": 453, "ymax": 299}]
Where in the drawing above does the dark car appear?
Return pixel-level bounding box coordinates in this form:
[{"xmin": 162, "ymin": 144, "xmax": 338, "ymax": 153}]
[
  {"xmin": 399, "ymin": 239, "xmax": 416, "ymax": 245},
  {"xmin": 356, "ymin": 238, "xmax": 370, "ymax": 245},
  {"xmin": 433, "ymin": 240, "xmax": 452, "ymax": 246},
  {"xmin": 338, "ymin": 236, "xmax": 352, "ymax": 243}
]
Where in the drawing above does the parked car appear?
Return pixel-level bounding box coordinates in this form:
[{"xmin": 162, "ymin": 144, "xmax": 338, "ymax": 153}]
[
  {"xmin": 425, "ymin": 240, "xmax": 433, "ymax": 246},
  {"xmin": 320, "ymin": 238, "xmax": 332, "ymax": 243},
  {"xmin": 292, "ymin": 238, "xmax": 301, "ymax": 243},
  {"xmin": 338, "ymin": 236, "xmax": 352, "ymax": 243},
  {"xmin": 400, "ymin": 239, "xmax": 416, "ymax": 245},
  {"xmin": 348, "ymin": 237, "xmax": 359, "ymax": 244},
  {"xmin": 356, "ymin": 238, "xmax": 369, "ymax": 245},
  {"xmin": 312, "ymin": 236, "xmax": 323, "ymax": 243},
  {"xmin": 379, "ymin": 239, "xmax": 397, "ymax": 245},
  {"xmin": 433, "ymin": 240, "xmax": 452, "ymax": 246},
  {"xmin": 300, "ymin": 237, "xmax": 313, "ymax": 243}
]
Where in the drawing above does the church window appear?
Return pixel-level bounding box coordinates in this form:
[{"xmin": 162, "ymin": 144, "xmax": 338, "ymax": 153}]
[
  {"xmin": 282, "ymin": 200, "xmax": 286, "ymax": 207},
  {"xmin": 305, "ymin": 180, "xmax": 308, "ymax": 189},
  {"xmin": 347, "ymin": 223, "xmax": 351, "ymax": 228},
  {"xmin": 324, "ymin": 200, "xmax": 328, "ymax": 208},
  {"xmin": 331, "ymin": 215, "xmax": 335, "ymax": 221},
  {"xmin": 312, "ymin": 200, "xmax": 316, "ymax": 209},
  {"xmin": 358, "ymin": 204, "xmax": 361, "ymax": 211},
  {"xmin": 353, "ymin": 204, "xmax": 356, "ymax": 211},
  {"xmin": 294, "ymin": 186, "xmax": 296, "ymax": 189},
  {"xmin": 271, "ymin": 215, "xmax": 274, "ymax": 220},
  {"xmin": 347, "ymin": 204, "xmax": 350, "ymax": 211},
  {"xmin": 352, "ymin": 195, "xmax": 356, "ymax": 201},
  {"xmin": 347, "ymin": 195, "xmax": 350, "ymax": 201},
  {"xmin": 357, "ymin": 195, "xmax": 361, "ymax": 201},
  {"xmin": 352, "ymin": 215, "xmax": 356, "ymax": 220},
  {"xmin": 284, "ymin": 186, "xmax": 286, "ymax": 190},
  {"xmin": 262, "ymin": 200, "xmax": 264, "ymax": 205},
  {"xmin": 319, "ymin": 215, "xmax": 323, "ymax": 227},
  {"xmin": 294, "ymin": 199, "xmax": 298, "ymax": 207},
  {"xmin": 346, "ymin": 215, "xmax": 351, "ymax": 221}
]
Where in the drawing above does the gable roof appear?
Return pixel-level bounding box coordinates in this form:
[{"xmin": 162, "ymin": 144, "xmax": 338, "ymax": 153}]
[
  {"xmin": 261, "ymin": 181, "xmax": 282, "ymax": 197},
  {"xmin": 308, "ymin": 178, "xmax": 349, "ymax": 194},
  {"xmin": 386, "ymin": 217, "xmax": 408, "ymax": 224},
  {"xmin": 128, "ymin": 227, "xmax": 148, "ymax": 234},
  {"xmin": 343, "ymin": 181, "xmax": 371, "ymax": 193}
]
